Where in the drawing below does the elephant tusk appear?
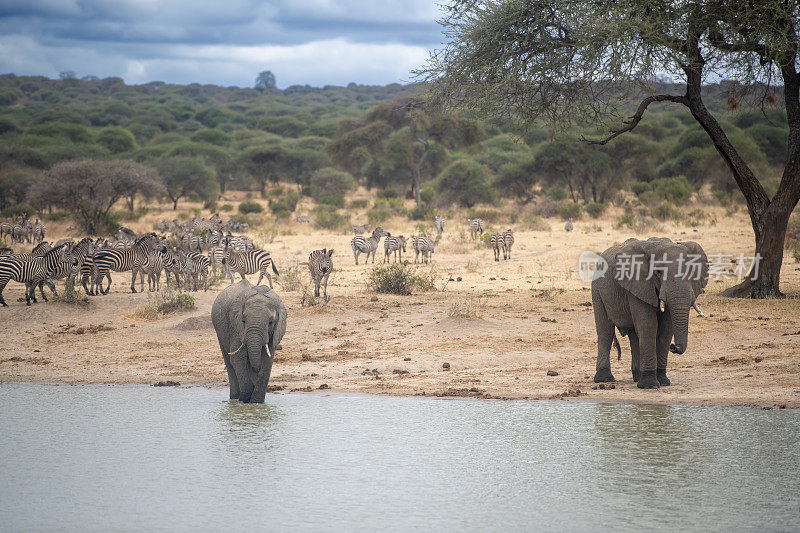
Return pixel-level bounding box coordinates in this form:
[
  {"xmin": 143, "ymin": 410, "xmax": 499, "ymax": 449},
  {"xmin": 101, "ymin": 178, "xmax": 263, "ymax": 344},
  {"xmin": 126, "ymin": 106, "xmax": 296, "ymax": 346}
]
[
  {"xmin": 693, "ymin": 301, "xmax": 707, "ymax": 317},
  {"xmin": 659, "ymin": 300, "xmax": 665, "ymax": 312},
  {"xmin": 228, "ymin": 343, "xmax": 245, "ymax": 356},
  {"xmin": 266, "ymin": 344, "xmax": 274, "ymax": 360}
]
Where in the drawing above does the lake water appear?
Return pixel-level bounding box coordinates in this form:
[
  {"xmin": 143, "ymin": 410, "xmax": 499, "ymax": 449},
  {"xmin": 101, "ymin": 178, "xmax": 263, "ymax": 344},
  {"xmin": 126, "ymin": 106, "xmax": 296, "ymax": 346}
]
[{"xmin": 0, "ymin": 383, "xmax": 798, "ymax": 532}]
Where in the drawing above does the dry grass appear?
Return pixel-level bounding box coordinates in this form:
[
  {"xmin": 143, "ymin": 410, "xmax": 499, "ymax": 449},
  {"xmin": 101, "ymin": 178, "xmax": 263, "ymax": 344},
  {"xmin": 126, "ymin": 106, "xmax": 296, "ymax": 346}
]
[
  {"xmin": 129, "ymin": 289, "xmax": 195, "ymax": 320},
  {"xmin": 448, "ymin": 295, "xmax": 486, "ymax": 318}
]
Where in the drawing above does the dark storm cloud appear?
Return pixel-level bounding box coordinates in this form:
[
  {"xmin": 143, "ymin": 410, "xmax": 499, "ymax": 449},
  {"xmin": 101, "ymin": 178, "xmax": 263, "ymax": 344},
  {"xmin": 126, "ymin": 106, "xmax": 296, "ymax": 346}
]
[{"xmin": 0, "ymin": 0, "xmax": 442, "ymax": 86}]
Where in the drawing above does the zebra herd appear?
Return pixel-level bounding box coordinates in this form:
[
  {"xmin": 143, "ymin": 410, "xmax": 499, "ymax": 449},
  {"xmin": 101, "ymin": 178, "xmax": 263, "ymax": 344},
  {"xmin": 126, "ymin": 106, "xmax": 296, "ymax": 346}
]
[{"xmin": 0, "ymin": 217, "xmax": 46, "ymax": 245}]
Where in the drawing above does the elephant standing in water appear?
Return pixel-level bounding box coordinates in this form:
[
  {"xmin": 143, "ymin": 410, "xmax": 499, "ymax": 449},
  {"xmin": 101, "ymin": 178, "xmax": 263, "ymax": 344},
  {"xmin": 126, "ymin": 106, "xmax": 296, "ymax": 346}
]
[
  {"xmin": 212, "ymin": 279, "xmax": 287, "ymax": 403},
  {"xmin": 591, "ymin": 238, "xmax": 708, "ymax": 389}
]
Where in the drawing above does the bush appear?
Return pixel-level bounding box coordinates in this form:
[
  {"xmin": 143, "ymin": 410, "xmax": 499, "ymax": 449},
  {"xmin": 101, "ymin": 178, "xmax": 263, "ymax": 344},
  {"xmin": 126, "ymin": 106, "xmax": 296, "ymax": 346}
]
[
  {"xmin": 448, "ymin": 296, "xmax": 485, "ymax": 318},
  {"xmin": 313, "ymin": 205, "xmax": 349, "ymax": 231},
  {"xmin": 437, "ymin": 160, "xmax": 494, "ymax": 207},
  {"xmin": 220, "ymin": 203, "xmax": 233, "ymax": 212},
  {"xmin": 545, "ymin": 185, "xmax": 568, "ymax": 201},
  {"xmin": 52, "ymin": 282, "xmax": 89, "ymax": 306},
  {"xmin": 239, "ymin": 201, "xmax": 264, "ymax": 214},
  {"xmin": 631, "ymin": 181, "xmax": 651, "ymax": 196},
  {"xmin": 132, "ymin": 289, "xmax": 195, "ymax": 319},
  {"xmin": 276, "ymin": 265, "xmax": 304, "ymax": 292},
  {"xmin": 367, "ymin": 198, "xmax": 406, "ymax": 225},
  {"xmin": 557, "ymin": 202, "xmax": 583, "ymax": 220},
  {"xmin": 0, "ymin": 204, "xmax": 36, "ymax": 218},
  {"xmin": 522, "ymin": 215, "xmax": 550, "ymax": 231},
  {"xmin": 309, "ymin": 167, "xmax": 355, "ymax": 200},
  {"xmin": 531, "ymin": 198, "xmax": 559, "ymax": 218},
  {"xmin": 466, "ymin": 208, "xmax": 503, "ymax": 223},
  {"xmin": 349, "ymin": 198, "xmax": 369, "ymax": 209},
  {"xmin": 636, "ymin": 175, "xmax": 693, "ymax": 205},
  {"xmin": 95, "ymin": 126, "xmax": 136, "ymax": 153},
  {"xmin": 377, "ymin": 188, "xmax": 399, "ymax": 199},
  {"xmin": 585, "ymin": 202, "xmax": 607, "ymax": 218},
  {"xmin": 653, "ymin": 202, "xmax": 682, "ymax": 221},
  {"xmin": 368, "ymin": 264, "xmax": 436, "ymax": 295},
  {"xmin": 317, "ymin": 193, "xmax": 345, "ymax": 208},
  {"xmin": 616, "ymin": 212, "xmax": 636, "ymax": 229}
]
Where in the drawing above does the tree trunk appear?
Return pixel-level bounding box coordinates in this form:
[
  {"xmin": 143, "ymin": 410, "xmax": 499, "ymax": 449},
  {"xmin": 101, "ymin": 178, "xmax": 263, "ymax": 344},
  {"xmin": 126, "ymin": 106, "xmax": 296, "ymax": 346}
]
[
  {"xmin": 173, "ymin": 198, "xmax": 179, "ymax": 210},
  {"xmin": 413, "ymin": 138, "xmax": 430, "ymax": 208},
  {"xmin": 127, "ymin": 194, "xmax": 135, "ymax": 212}
]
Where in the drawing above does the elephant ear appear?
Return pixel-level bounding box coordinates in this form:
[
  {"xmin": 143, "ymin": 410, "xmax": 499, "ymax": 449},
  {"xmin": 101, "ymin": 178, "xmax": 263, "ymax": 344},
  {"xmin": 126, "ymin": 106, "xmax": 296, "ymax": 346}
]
[
  {"xmin": 265, "ymin": 292, "xmax": 288, "ymax": 350},
  {"xmin": 679, "ymin": 241, "xmax": 709, "ymax": 296},
  {"xmin": 613, "ymin": 240, "xmax": 659, "ymax": 308}
]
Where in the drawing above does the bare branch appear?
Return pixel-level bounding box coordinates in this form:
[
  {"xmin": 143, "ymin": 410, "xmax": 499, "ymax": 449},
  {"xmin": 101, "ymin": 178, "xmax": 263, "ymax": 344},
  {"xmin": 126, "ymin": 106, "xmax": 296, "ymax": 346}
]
[{"xmin": 584, "ymin": 94, "xmax": 687, "ymax": 145}]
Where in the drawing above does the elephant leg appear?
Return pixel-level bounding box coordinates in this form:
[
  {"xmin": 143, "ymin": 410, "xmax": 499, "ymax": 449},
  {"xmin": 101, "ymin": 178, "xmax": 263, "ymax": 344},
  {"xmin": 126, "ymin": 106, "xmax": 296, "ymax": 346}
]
[
  {"xmin": 221, "ymin": 348, "xmax": 240, "ymax": 400},
  {"xmin": 628, "ymin": 331, "xmax": 641, "ymax": 382},
  {"xmin": 250, "ymin": 345, "xmax": 275, "ymax": 404},
  {"xmin": 656, "ymin": 314, "xmax": 673, "ymax": 386},
  {"xmin": 230, "ymin": 351, "xmax": 254, "ymax": 403},
  {"xmin": 593, "ymin": 293, "xmax": 616, "ymax": 383},
  {"xmin": 630, "ymin": 298, "xmax": 659, "ymax": 389}
]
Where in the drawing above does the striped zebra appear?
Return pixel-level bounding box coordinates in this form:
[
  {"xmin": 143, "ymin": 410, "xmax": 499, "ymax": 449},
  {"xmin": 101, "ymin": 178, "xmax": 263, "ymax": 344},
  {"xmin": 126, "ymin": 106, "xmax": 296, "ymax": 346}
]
[
  {"xmin": 179, "ymin": 231, "xmax": 204, "ymax": 253},
  {"xmin": 383, "ymin": 235, "xmax": 407, "ymax": 263},
  {"xmin": 434, "ymin": 216, "xmax": 445, "ymax": 234},
  {"xmin": 222, "ymin": 241, "xmax": 279, "ymax": 287},
  {"xmin": 503, "ymin": 229, "xmax": 515, "ymax": 259},
  {"xmin": 351, "ymin": 227, "xmax": 389, "ymax": 265},
  {"xmin": 135, "ymin": 249, "xmax": 164, "ymax": 292},
  {"xmin": 225, "ymin": 234, "xmax": 254, "ymax": 251},
  {"xmin": 412, "ymin": 235, "xmax": 435, "ymax": 264},
  {"xmin": 0, "ymin": 243, "xmax": 74, "ymax": 306},
  {"xmin": 490, "ymin": 233, "xmax": 507, "ymax": 261},
  {"xmin": 31, "ymin": 220, "xmax": 46, "ymax": 243},
  {"xmin": 565, "ymin": 218, "xmax": 574, "ymax": 232},
  {"xmin": 208, "ymin": 245, "xmax": 225, "ymax": 276},
  {"xmin": 162, "ymin": 247, "xmax": 188, "ymax": 290},
  {"xmin": 0, "ymin": 247, "xmax": 12, "ymax": 256},
  {"xmin": 185, "ymin": 251, "xmax": 210, "ymax": 291},
  {"xmin": 0, "ymin": 222, "xmax": 13, "ymax": 242},
  {"xmin": 308, "ymin": 248, "xmax": 334, "ymax": 300},
  {"xmin": 352, "ymin": 224, "xmax": 371, "ymax": 235},
  {"xmin": 92, "ymin": 233, "xmax": 158, "ymax": 295},
  {"xmin": 468, "ymin": 218, "xmax": 484, "ymax": 239},
  {"xmin": 296, "ymin": 215, "xmax": 311, "ymax": 223},
  {"xmin": 38, "ymin": 237, "xmax": 95, "ymax": 297}
]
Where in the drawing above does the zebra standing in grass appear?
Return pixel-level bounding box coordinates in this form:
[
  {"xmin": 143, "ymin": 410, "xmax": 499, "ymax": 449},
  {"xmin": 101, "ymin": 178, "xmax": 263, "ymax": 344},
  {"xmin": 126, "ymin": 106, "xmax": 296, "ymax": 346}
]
[
  {"xmin": 352, "ymin": 224, "xmax": 371, "ymax": 235},
  {"xmin": 31, "ymin": 220, "xmax": 46, "ymax": 243},
  {"xmin": 308, "ymin": 248, "xmax": 334, "ymax": 300},
  {"xmin": 468, "ymin": 218, "xmax": 484, "ymax": 239},
  {"xmin": 222, "ymin": 239, "xmax": 279, "ymax": 287},
  {"xmin": 490, "ymin": 233, "xmax": 507, "ymax": 261},
  {"xmin": 412, "ymin": 235, "xmax": 435, "ymax": 264},
  {"xmin": 185, "ymin": 251, "xmax": 210, "ymax": 291},
  {"xmin": 0, "ymin": 222, "xmax": 13, "ymax": 242},
  {"xmin": 565, "ymin": 218, "xmax": 574, "ymax": 232},
  {"xmin": 383, "ymin": 235, "xmax": 407, "ymax": 263},
  {"xmin": 38, "ymin": 237, "xmax": 95, "ymax": 297},
  {"xmin": 208, "ymin": 245, "xmax": 225, "ymax": 276},
  {"xmin": 162, "ymin": 247, "xmax": 188, "ymax": 290},
  {"xmin": 351, "ymin": 227, "xmax": 389, "ymax": 265},
  {"xmin": 434, "ymin": 216, "xmax": 445, "ymax": 234},
  {"xmin": 503, "ymin": 229, "xmax": 515, "ymax": 259},
  {"xmin": 0, "ymin": 243, "xmax": 74, "ymax": 306},
  {"xmin": 92, "ymin": 233, "xmax": 158, "ymax": 295},
  {"xmin": 136, "ymin": 249, "xmax": 165, "ymax": 292}
]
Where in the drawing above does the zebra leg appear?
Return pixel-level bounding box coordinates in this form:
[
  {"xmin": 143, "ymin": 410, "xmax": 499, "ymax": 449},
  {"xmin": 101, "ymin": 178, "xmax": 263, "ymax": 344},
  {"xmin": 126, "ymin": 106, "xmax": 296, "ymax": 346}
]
[
  {"xmin": 103, "ymin": 273, "xmax": 112, "ymax": 295},
  {"xmin": 323, "ymin": 273, "xmax": 329, "ymax": 301},
  {"xmin": 130, "ymin": 270, "xmax": 138, "ymax": 293},
  {"xmin": 314, "ymin": 277, "xmax": 320, "ymax": 297}
]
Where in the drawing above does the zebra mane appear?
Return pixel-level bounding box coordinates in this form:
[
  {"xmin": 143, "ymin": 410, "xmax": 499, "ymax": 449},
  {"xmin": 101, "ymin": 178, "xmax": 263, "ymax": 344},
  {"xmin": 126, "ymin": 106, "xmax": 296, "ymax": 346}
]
[
  {"xmin": 42, "ymin": 243, "xmax": 69, "ymax": 259},
  {"xmin": 133, "ymin": 232, "xmax": 156, "ymax": 246}
]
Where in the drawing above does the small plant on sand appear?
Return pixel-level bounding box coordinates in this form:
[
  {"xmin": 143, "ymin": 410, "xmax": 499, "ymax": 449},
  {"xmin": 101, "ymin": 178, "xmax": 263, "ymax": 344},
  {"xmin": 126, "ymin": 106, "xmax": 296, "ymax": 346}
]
[
  {"xmin": 131, "ymin": 288, "xmax": 195, "ymax": 319},
  {"xmin": 368, "ymin": 264, "xmax": 439, "ymax": 295},
  {"xmin": 52, "ymin": 281, "xmax": 89, "ymax": 306},
  {"xmin": 277, "ymin": 265, "xmax": 303, "ymax": 292},
  {"xmin": 615, "ymin": 212, "xmax": 636, "ymax": 229},
  {"xmin": 448, "ymin": 295, "xmax": 485, "ymax": 319}
]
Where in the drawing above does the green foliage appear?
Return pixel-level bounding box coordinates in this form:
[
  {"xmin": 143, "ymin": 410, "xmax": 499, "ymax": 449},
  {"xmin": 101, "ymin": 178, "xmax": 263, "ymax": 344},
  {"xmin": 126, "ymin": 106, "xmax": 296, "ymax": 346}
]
[
  {"xmin": 635, "ymin": 176, "xmax": 693, "ymax": 205},
  {"xmin": 95, "ymin": 126, "xmax": 136, "ymax": 153},
  {"xmin": 545, "ymin": 185, "xmax": 568, "ymax": 201},
  {"xmin": 557, "ymin": 202, "xmax": 583, "ymax": 220},
  {"xmin": 377, "ymin": 188, "xmax": 399, "ymax": 199},
  {"xmin": 134, "ymin": 289, "xmax": 196, "ymax": 319},
  {"xmin": 309, "ymin": 167, "xmax": 355, "ymax": 200},
  {"xmin": 368, "ymin": 263, "xmax": 437, "ymax": 295},
  {"xmin": 220, "ymin": 203, "xmax": 233, "ymax": 211},
  {"xmin": 367, "ymin": 197, "xmax": 406, "ymax": 225},
  {"xmin": 239, "ymin": 201, "xmax": 264, "ymax": 214},
  {"xmin": 0, "ymin": 116, "xmax": 20, "ymax": 134},
  {"xmin": 349, "ymin": 198, "xmax": 370, "ymax": 209},
  {"xmin": 408, "ymin": 205, "xmax": 434, "ymax": 220},
  {"xmin": 585, "ymin": 202, "xmax": 607, "ymax": 218},
  {"xmin": 157, "ymin": 156, "xmax": 219, "ymax": 209},
  {"xmin": 317, "ymin": 193, "xmax": 345, "ymax": 208},
  {"xmin": 0, "ymin": 88, "xmax": 20, "ymax": 106},
  {"xmin": 52, "ymin": 281, "xmax": 89, "ymax": 306},
  {"xmin": 313, "ymin": 205, "xmax": 349, "ymax": 231},
  {"xmin": 653, "ymin": 202, "xmax": 682, "ymax": 221},
  {"xmin": 616, "ymin": 212, "xmax": 636, "ymax": 229},
  {"xmin": 437, "ymin": 159, "xmax": 493, "ymax": 207},
  {"xmin": 0, "ymin": 204, "xmax": 35, "ymax": 218},
  {"xmin": 190, "ymin": 129, "xmax": 231, "ymax": 146}
]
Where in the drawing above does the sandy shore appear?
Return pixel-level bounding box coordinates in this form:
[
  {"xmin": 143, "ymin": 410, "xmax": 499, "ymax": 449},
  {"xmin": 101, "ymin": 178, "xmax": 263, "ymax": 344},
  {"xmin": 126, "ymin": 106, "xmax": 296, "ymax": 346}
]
[{"xmin": 1, "ymin": 202, "xmax": 799, "ymax": 408}]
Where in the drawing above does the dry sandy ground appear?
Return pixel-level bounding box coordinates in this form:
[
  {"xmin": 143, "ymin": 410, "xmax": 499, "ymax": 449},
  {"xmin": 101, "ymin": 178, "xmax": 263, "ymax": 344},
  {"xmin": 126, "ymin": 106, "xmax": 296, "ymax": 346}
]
[{"xmin": 1, "ymin": 200, "xmax": 799, "ymax": 408}]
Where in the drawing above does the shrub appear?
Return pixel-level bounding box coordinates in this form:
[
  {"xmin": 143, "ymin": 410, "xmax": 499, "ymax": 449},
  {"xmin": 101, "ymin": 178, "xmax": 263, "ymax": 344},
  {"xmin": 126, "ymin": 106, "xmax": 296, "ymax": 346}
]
[
  {"xmin": 653, "ymin": 202, "xmax": 682, "ymax": 221},
  {"xmin": 220, "ymin": 203, "xmax": 233, "ymax": 212},
  {"xmin": 437, "ymin": 160, "xmax": 494, "ymax": 207},
  {"xmin": 616, "ymin": 212, "xmax": 636, "ymax": 229},
  {"xmin": 42, "ymin": 211, "xmax": 70, "ymax": 222},
  {"xmin": 631, "ymin": 181, "xmax": 651, "ymax": 196},
  {"xmin": 309, "ymin": 167, "xmax": 355, "ymax": 200},
  {"xmin": 408, "ymin": 205, "xmax": 434, "ymax": 221},
  {"xmin": 95, "ymin": 126, "xmax": 137, "ymax": 153},
  {"xmin": 531, "ymin": 198, "xmax": 559, "ymax": 218},
  {"xmin": 585, "ymin": 202, "xmax": 607, "ymax": 218},
  {"xmin": 52, "ymin": 281, "xmax": 89, "ymax": 306},
  {"xmin": 557, "ymin": 202, "xmax": 583, "ymax": 220},
  {"xmin": 349, "ymin": 198, "xmax": 369, "ymax": 209},
  {"xmin": 522, "ymin": 215, "xmax": 550, "ymax": 231},
  {"xmin": 239, "ymin": 201, "xmax": 264, "ymax": 214},
  {"xmin": 545, "ymin": 185, "xmax": 568, "ymax": 201},
  {"xmin": 377, "ymin": 188, "xmax": 399, "ymax": 199},
  {"xmin": 368, "ymin": 264, "xmax": 436, "ymax": 295},
  {"xmin": 276, "ymin": 265, "xmax": 304, "ymax": 292},
  {"xmin": 314, "ymin": 205, "xmax": 349, "ymax": 231},
  {"xmin": 0, "ymin": 204, "xmax": 36, "ymax": 218},
  {"xmin": 132, "ymin": 289, "xmax": 195, "ymax": 319},
  {"xmin": 367, "ymin": 198, "xmax": 406, "ymax": 225},
  {"xmin": 448, "ymin": 296, "xmax": 485, "ymax": 318},
  {"xmin": 636, "ymin": 176, "xmax": 693, "ymax": 205},
  {"xmin": 317, "ymin": 192, "xmax": 345, "ymax": 208},
  {"xmin": 466, "ymin": 208, "xmax": 503, "ymax": 223}
]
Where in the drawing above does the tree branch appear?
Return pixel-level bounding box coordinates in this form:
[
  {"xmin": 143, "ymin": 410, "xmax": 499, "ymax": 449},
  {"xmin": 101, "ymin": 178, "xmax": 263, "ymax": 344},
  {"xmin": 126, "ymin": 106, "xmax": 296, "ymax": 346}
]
[{"xmin": 583, "ymin": 94, "xmax": 688, "ymax": 145}]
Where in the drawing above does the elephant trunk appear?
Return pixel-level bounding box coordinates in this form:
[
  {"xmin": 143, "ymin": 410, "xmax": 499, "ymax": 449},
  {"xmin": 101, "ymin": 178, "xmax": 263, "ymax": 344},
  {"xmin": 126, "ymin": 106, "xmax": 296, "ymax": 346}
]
[
  {"xmin": 246, "ymin": 329, "xmax": 265, "ymax": 372},
  {"xmin": 669, "ymin": 296, "xmax": 691, "ymax": 355}
]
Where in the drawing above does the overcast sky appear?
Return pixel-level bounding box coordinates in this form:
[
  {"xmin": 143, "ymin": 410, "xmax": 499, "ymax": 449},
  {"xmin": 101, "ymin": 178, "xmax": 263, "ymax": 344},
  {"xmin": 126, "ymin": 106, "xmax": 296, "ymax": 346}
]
[{"xmin": 0, "ymin": 0, "xmax": 444, "ymax": 88}]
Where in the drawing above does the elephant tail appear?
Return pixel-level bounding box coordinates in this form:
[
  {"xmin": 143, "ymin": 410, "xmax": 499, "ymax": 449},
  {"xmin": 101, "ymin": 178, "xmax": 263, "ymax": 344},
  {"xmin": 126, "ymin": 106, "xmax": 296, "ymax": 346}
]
[{"xmin": 613, "ymin": 334, "xmax": 621, "ymax": 361}]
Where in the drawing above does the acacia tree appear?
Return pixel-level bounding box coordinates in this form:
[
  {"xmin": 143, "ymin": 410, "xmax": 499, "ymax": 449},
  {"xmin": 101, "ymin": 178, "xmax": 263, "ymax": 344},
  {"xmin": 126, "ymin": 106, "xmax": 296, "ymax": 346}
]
[
  {"xmin": 157, "ymin": 156, "xmax": 218, "ymax": 210},
  {"xmin": 420, "ymin": 0, "xmax": 800, "ymax": 298}
]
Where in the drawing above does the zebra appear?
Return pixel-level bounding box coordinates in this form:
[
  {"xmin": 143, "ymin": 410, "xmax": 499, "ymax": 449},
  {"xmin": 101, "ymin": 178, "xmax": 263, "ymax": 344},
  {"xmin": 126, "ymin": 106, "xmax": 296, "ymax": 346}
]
[
  {"xmin": 31, "ymin": 220, "xmax": 46, "ymax": 243},
  {"xmin": 162, "ymin": 247, "xmax": 188, "ymax": 290},
  {"xmin": 135, "ymin": 249, "xmax": 165, "ymax": 292},
  {"xmin": 565, "ymin": 218, "xmax": 574, "ymax": 232},
  {"xmin": 0, "ymin": 247, "xmax": 12, "ymax": 256},
  {"xmin": 351, "ymin": 227, "xmax": 389, "ymax": 265},
  {"xmin": 208, "ymin": 245, "xmax": 225, "ymax": 276},
  {"xmin": 352, "ymin": 224, "xmax": 371, "ymax": 235},
  {"xmin": 490, "ymin": 233, "xmax": 507, "ymax": 261},
  {"xmin": 434, "ymin": 216, "xmax": 445, "ymax": 234},
  {"xmin": 0, "ymin": 222, "xmax": 14, "ymax": 242},
  {"xmin": 412, "ymin": 235, "xmax": 435, "ymax": 264},
  {"xmin": 185, "ymin": 251, "xmax": 210, "ymax": 291},
  {"xmin": 296, "ymin": 215, "xmax": 311, "ymax": 223},
  {"xmin": 308, "ymin": 248, "xmax": 334, "ymax": 300},
  {"xmin": 37, "ymin": 237, "xmax": 95, "ymax": 297},
  {"xmin": 383, "ymin": 235, "xmax": 407, "ymax": 263},
  {"xmin": 503, "ymin": 229, "xmax": 515, "ymax": 259},
  {"xmin": 468, "ymin": 218, "xmax": 484, "ymax": 239},
  {"xmin": 0, "ymin": 243, "xmax": 74, "ymax": 306},
  {"xmin": 91, "ymin": 233, "xmax": 158, "ymax": 295},
  {"xmin": 179, "ymin": 231, "xmax": 204, "ymax": 253},
  {"xmin": 222, "ymin": 241, "xmax": 279, "ymax": 287},
  {"xmin": 225, "ymin": 234, "xmax": 254, "ymax": 251}
]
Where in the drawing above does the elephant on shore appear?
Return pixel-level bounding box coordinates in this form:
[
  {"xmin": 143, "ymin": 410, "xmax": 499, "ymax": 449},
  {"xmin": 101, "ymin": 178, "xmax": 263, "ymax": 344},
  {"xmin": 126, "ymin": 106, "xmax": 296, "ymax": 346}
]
[
  {"xmin": 591, "ymin": 237, "xmax": 708, "ymax": 389},
  {"xmin": 212, "ymin": 279, "xmax": 287, "ymax": 403}
]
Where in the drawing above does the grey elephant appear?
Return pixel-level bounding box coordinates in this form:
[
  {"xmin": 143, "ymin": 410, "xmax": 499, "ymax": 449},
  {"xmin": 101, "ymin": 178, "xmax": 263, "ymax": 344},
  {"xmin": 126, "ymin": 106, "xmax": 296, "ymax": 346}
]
[
  {"xmin": 211, "ymin": 279, "xmax": 287, "ymax": 403},
  {"xmin": 591, "ymin": 237, "xmax": 708, "ymax": 389}
]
